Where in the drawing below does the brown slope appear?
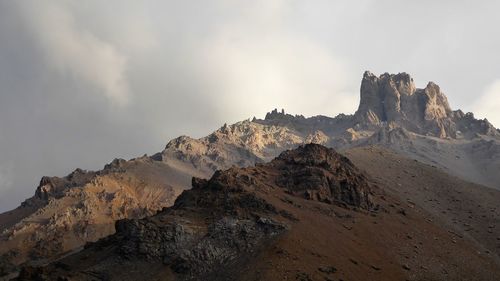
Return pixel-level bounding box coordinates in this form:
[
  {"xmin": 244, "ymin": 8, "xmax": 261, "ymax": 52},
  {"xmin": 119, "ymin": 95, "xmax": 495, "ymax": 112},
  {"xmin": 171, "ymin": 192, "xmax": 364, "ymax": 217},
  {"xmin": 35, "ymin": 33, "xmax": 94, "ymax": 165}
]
[
  {"xmin": 345, "ymin": 145, "xmax": 500, "ymax": 261},
  {"xmin": 0, "ymin": 155, "xmax": 196, "ymax": 276},
  {"xmin": 0, "ymin": 206, "xmax": 38, "ymax": 234},
  {"xmin": 0, "ymin": 119, "xmax": 309, "ymax": 277},
  {"xmin": 17, "ymin": 144, "xmax": 500, "ymax": 281}
]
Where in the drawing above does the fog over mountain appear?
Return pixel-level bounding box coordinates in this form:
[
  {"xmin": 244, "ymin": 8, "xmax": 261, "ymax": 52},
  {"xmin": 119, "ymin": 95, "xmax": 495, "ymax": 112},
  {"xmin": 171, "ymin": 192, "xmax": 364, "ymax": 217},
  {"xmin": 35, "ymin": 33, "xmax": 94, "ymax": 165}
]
[{"xmin": 1, "ymin": 0, "xmax": 500, "ymax": 212}]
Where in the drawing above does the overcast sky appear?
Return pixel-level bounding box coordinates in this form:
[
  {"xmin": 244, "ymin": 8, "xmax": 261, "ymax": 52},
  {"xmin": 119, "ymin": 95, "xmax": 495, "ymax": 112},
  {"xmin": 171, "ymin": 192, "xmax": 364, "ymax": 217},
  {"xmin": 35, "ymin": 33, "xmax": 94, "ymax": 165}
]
[{"xmin": 0, "ymin": 1, "xmax": 499, "ymax": 211}]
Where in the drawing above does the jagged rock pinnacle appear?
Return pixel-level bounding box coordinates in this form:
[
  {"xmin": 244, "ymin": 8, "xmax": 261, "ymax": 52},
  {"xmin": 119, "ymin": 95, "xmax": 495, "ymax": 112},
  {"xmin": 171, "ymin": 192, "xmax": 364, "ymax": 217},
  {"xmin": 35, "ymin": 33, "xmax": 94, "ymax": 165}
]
[{"xmin": 354, "ymin": 71, "xmax": 494, "ymax": 138}]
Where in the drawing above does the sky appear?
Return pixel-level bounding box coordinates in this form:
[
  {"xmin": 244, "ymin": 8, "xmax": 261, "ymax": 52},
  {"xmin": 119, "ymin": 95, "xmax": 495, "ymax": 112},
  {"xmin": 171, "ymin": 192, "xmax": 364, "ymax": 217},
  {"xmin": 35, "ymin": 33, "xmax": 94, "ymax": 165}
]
[{"xmin": 0, "ymin": 1, "xmax": 499, "ymax": 211}]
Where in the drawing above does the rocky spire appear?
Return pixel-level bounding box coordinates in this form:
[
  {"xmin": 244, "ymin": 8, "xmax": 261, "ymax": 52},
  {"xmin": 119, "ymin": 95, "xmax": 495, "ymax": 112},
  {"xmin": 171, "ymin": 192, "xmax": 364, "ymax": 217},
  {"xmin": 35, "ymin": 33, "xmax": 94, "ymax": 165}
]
[{"xmin": 354, "ymin": 71, "xmax": 456, "ymax": 138}]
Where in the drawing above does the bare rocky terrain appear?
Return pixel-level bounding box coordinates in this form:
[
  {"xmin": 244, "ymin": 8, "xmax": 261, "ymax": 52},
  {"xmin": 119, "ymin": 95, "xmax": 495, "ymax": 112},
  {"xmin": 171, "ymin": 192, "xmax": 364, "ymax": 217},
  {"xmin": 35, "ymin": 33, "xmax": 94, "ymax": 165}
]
[
  {"xmin": 16, "ymin": 144, "xmax": 500, "ymax": 281},
  {"xmin": 0, "ymin": 157, "xmax": 190, "ymax": 276},
  {"xmin": 162, "ymin": 71, "xmax": 500, "ymax": 189},
  {"xmin": 1, "ymin": 71, "xmax": 500, "ymax": 280},
  {"xmin": 346, "ymin": 146, "xmax": 500, "ymax": 262}
]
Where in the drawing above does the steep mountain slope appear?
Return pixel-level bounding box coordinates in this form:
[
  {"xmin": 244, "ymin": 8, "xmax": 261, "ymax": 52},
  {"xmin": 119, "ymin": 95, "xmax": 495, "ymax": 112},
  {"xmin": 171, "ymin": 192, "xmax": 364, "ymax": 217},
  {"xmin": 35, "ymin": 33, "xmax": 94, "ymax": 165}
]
[
  {"xmin": 2, "ymin": 71, "xmax": 500, "ymax": 278},
  {"xmin": 360, "ymin": 128, "xmax": 500, "ymax": 188},
  {"xmin": 0, "ymin": 156, "xmax": 192, "ymax": 274},
  {"xmin": 17, "ymin": 145, "xmax": 500, "ymax": 281},
  {"xmin": 346, "ymin": 146, "xmax": 500, "ymax": 261}
]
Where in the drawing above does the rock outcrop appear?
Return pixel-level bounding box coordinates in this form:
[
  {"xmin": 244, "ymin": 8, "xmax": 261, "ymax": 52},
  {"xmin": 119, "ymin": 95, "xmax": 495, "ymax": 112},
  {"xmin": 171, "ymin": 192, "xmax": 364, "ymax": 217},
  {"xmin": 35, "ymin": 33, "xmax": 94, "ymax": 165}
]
[
  {"xmin": 272, "ymin": 144, "xmax": 372, "ymax": 209},
  {"xmin": 157, "ymin": 120, "xmax": 307, "ymax": 174},
  {"xmin": 17, "ymin": 144, "xmax": 374, "ymax": 281},
  {"xmin": 354, "ymin": 71, "xmax": 497, "ymax": 138}
]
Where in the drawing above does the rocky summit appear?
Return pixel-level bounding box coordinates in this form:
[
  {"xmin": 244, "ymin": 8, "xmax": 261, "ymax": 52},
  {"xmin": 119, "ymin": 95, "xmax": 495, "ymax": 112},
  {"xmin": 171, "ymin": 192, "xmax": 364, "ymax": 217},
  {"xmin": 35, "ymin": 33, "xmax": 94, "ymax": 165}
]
[
  {"xmin": 355, "ymin": 71, "xmax": 497, "ymax": 138},
  {"xmin": 271, "ymin": 144, "xmax": 372, "ymax": 209}
]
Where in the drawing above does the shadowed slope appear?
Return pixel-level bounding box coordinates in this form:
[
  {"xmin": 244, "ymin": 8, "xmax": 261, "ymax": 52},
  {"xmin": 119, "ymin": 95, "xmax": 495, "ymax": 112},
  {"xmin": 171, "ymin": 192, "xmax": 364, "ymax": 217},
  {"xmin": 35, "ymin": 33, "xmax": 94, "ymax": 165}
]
[{"xmin": 17, "ymin": 144, "xmax": 500, "ymax": 281}]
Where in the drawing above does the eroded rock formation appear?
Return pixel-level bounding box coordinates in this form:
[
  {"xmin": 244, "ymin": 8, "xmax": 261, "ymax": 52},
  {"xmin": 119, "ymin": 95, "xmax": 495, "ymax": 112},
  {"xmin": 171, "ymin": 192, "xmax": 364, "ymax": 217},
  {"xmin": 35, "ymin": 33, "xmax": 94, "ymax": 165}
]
[
  {"xmin": 354, "ymin": 71, "xmax": 496, "ymax": 138},
  {"xmin": 17, "ymin": 144, "xmax": 374, "ymax": 281}
]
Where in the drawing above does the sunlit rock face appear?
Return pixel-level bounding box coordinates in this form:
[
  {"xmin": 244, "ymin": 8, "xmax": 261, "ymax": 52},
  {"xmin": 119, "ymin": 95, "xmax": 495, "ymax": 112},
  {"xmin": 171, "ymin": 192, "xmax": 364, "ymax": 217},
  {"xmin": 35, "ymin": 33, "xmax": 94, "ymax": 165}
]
[{"xmin": 354, "ymin": 71, "xmax": 496, "ymax": 139}]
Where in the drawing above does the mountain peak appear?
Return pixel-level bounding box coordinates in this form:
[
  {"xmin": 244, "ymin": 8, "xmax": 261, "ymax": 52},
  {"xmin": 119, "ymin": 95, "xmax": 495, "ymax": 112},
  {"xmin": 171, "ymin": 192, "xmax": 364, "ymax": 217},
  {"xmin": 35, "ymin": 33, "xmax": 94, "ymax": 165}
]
[{"xmin": 355, "ymin": 71, "xmax": 493, "ymax": 138}]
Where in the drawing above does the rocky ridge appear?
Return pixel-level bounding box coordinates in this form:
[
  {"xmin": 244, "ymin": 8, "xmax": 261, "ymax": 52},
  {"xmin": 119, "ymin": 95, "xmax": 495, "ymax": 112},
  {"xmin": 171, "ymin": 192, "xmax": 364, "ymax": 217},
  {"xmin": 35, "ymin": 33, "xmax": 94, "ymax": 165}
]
[
  {"xmin": 15, "ymin": 144, "xmax": 376, "ymax": 280},
  {"xmin": 146, "ymin": 72, "xmax": 500, "ymax": 190},
  {"xmin": 2, "ymin": 71, "xmax": 500, "ymax": 278},
  {"xmin": 16, "ymin": 144, "xmax": 500, "ymax": 281},
  {"xmin": 0, "ymin": 156, "xmax": 188, "ymax": 273}
]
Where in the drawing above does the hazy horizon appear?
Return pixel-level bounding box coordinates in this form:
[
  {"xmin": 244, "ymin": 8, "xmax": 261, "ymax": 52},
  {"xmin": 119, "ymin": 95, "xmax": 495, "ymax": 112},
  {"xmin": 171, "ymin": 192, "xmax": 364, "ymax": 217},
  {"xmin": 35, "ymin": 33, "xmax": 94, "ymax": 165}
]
[{"xmin": 1, "ymin": 1, "xmax": 500, "ymax": 212}]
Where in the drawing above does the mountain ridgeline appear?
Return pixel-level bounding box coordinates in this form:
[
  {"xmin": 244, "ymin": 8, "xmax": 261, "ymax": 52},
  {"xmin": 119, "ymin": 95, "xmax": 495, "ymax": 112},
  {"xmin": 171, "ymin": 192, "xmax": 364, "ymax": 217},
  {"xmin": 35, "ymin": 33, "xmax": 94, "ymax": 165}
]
[
  {"xmin": 1, "ymin": 71, "xmax": 500, "ymax": 280},
  {"xmin": 16, "ymin": 144, "xmax": 500, "ymax": 280}
]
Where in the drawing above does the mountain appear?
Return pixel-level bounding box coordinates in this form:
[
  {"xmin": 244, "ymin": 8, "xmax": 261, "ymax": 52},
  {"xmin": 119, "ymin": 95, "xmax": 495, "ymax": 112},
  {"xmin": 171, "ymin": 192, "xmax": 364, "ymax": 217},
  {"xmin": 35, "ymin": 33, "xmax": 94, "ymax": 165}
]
[
  {"xmin": 355, "ymin": 71, "xmax": 497, "ymax": 138},
  {"xmin": 2, "ymin": 71, "xmax": 500, "ymax": 278},
  {"xmin": 0, "ymin": 156, "xmax": 193, "ymax": 276},
  {"xmin": 16, "ymin": 144, "xmax": 500, "ymax": 281},
  {"xmin": 165, "ymin": 72, "xmax": 500, "ymax": 188}
]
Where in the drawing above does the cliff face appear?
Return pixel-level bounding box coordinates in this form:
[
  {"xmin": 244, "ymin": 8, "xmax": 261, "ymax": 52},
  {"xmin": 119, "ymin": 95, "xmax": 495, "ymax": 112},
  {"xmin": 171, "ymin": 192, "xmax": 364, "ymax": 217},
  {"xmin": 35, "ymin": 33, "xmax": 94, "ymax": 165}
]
[{"xmin": 354, "ymin": 71, "xmax": 496, "ymax": 138}]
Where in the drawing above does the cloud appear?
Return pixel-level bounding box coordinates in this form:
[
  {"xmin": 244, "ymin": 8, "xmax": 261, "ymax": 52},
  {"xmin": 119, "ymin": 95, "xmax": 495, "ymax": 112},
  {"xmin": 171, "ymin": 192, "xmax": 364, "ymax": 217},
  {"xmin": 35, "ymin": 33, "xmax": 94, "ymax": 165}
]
[
  {"xmin": 16, "ymin": 1, "xmax": 131, "ymax": 106},
  {"xmin": 0, "ymin": 168, "xmax": 12, "ymax": 189},
  {"xmin": 186, "ymin": 1, "xmax": 356, "ymax": 120},
  {"xmin": 198, "ymin": 34, "xmax": 356, "ymax": 119},
  {"xmin": 1, "ymin": 1, "xmax": 500, "ymax": 212},
  {"xmin": 473, "ymin": 80, "xmax": 500, "ymax": 128},
  {"xmin": 0, "ymin": 165, "xmax": 13, "ymax": 197}
]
